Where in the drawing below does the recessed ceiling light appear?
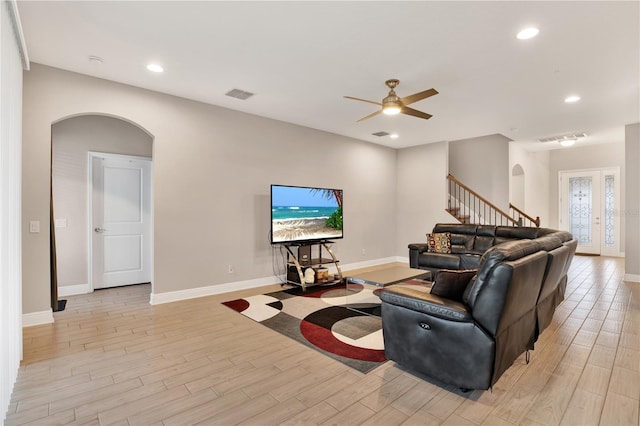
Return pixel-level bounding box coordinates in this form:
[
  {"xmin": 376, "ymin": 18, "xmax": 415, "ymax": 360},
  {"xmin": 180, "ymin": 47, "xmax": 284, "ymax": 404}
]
[
  {"xmin": 564, "ymin": 95, "xmax": 581, "ymax": 103},
  {"xmin": 517, "ymin": 27, "xmax": 539, "ymax": 40},
  {"xmin": 559, "ymin": 139, "xmax": 576, "ymax": 147},
  {"xmin": 146, "ymin": 63, "xmax": 164, "ymax": 73},
  {"xmin": 390, "ymin": 133, "xmax": 399, "ymax": 139}
]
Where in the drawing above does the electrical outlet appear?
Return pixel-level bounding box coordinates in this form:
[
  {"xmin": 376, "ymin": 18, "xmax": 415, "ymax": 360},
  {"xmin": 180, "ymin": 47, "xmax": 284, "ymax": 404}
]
[
  {"xmin": 228, "ymin": 264, "xmax": 234, "ymax": 274},
  {"xmin": 362, "ymin": 248, "xmax": 366, "ymax": 256}
]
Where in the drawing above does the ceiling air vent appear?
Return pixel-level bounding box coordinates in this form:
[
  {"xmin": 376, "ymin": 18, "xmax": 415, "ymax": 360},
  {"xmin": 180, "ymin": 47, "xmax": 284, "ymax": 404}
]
[
  {"xmin": 372, "ymin": 131, "xmax": 390, "ymax": 137},
  {"xmin": 225, "ymin": 89, "xmax": 254, "ymax": 100},
  {"xmin": 538, "ymin": 132, "xmax": 587, "ymax": 143}
]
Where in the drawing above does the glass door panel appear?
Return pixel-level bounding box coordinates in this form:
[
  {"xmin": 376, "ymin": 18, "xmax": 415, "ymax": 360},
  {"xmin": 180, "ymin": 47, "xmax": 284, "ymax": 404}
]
[{"xmin": 560, "ymin": 170, "xmax": 601, "ymax": 255}]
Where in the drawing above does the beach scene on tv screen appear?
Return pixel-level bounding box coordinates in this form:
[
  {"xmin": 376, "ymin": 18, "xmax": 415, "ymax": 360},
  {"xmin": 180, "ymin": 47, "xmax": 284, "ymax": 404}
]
[{"xmin": 272, "ymin": 186, "xmax": 343, "ymax": 243}]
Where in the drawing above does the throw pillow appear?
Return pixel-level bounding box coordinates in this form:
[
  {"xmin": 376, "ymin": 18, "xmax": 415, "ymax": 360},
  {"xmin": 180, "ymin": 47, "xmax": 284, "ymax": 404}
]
[
  {"xmin": 430, "ymin": 269, "xmax": 477, "ymax": 302},
  {"xmin": 426, "ymin": 232, "xmax": 451, "ymax": 254}
]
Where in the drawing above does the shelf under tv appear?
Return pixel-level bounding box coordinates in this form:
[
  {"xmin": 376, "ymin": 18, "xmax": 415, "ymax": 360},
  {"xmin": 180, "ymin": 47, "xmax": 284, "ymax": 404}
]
[{"xmin": 282, "ymin": 240, "xmax": 343, "ymax": 290}]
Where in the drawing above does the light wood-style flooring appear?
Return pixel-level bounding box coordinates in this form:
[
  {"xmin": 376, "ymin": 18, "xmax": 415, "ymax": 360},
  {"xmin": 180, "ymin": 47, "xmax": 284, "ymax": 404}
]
[{"xmin": 6, "ymin": 255, "xmax": 640, "ymax": 425}]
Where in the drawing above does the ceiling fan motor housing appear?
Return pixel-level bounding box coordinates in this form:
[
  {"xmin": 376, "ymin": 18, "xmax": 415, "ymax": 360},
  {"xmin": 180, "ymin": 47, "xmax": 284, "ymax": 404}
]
[{"xmin": 382, "ymin": 93, "xmax": 402, "ymax": 114}]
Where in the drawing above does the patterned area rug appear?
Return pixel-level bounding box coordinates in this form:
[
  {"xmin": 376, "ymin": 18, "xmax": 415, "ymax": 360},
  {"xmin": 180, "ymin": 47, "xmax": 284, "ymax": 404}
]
[{"xmin": 223, "ymin": 279, "xmax": 430, "ymax": 374}]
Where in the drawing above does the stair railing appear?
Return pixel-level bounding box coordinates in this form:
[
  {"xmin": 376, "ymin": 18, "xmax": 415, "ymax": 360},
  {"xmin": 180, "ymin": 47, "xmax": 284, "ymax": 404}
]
[
  {"xmin": 447, "ymin": 174, "xmax": 517, "ymax": 226},
  {"xmin": 509, "ymin": 203, "xmax": 541, "ymax": 227}
]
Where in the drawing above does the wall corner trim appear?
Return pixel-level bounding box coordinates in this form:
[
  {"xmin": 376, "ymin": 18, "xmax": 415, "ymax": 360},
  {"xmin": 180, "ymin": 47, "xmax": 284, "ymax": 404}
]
[
  {"xmin": 22, "ymin": 309, "xmax": 54, "ymax": 327},
  {"xmin": 7, "ymin": 0, "xmax": 30, "ymax": 69},
  {"xmin": 623, "ymin": 273, "xmax": 640, "ymax": 283}
]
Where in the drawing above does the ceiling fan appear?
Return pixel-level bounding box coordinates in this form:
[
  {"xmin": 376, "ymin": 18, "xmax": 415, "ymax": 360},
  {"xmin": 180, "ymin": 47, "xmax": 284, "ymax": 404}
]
[{"xmin": 344, "ymin": 79, "xmax": 438, "ymax": 122}]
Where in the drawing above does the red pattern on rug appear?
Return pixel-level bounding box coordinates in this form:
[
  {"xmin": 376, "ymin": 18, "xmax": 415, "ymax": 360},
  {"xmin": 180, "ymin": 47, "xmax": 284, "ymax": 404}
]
[{"xmin": 299, "ymin": 320, "xmax": 386, "ymax": 362}]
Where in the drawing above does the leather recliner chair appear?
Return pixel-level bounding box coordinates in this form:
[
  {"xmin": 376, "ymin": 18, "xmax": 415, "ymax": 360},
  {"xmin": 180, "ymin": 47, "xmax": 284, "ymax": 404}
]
[{"xmin": 379, "ymin": 239, "xmax": 549, "ymax": 390}]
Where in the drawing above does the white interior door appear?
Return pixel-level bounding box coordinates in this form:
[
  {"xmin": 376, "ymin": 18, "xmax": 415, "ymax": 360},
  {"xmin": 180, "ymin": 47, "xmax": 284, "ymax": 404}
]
[
  {"xmin": 560, "ymin": 170, "xmax": 602, "ymax": 255},
  {"xmin": 91, "ymin": 153, "xmax": 152, "ymax": 289}
]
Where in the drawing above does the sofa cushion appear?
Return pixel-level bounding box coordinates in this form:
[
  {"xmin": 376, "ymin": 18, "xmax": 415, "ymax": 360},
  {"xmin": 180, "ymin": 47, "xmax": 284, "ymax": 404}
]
[
  {"xmin": 496, "ymin": 226, "xmax": 541, "ymax": 240},
  {"xmin": 418, "ymin": 252, "xmax": 461, "ymax": 269},
  {"xmin": 451, "ymin": 244, "xmax": 470, "ymax": 254},
  {"xmin": 431, "ymin": 269, "xmax": 477, "ymax": 302},
  {"xmin": 476, "ymin": 225, "xmax": 497, "ymax": 237},
  {"xmin": 427, "ymin": 232, "xmax": 451, "ymax": 253},
  {"xmin": 379, "ymin": 287, "xmax": 472, "ymax": 322},
  {"xmin": 459, "ymin": 254, "xmax": 482, "ymax": 270},
  {"xmin": 463, "ymin": 239, "xmax": 542, "ymax": 308},
  {"xmin": 473, "ymin": 235, "xmax": 495, "ymax": 252},
  {"xmin": 534, "ymin": 235, "xmax": 563, "ymax": 252},
  {"xmin": 450, "ymin": 233, "xmax": 475, "ymax": 249},
  {"xmin": 493, "ymin": 236, "xmax": 514, "ymax": 245},
  {"xmin": 433, "ymin": 223, "xmax": 477, "ymax": 235}
]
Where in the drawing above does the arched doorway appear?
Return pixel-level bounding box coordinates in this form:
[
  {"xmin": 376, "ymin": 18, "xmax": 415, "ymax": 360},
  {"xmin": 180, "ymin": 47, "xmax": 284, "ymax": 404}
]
[
  {"xmin": 51, "ymin": 114, "xmax": 154, "ymax": 307},
  {"xmin": 511, "ymin": 164, "xmax": 525, "ymax": 209}
]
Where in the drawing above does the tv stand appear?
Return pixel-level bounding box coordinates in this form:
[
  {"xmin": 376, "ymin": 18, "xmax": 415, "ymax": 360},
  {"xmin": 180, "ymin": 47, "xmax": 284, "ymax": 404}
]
[{"xmin": 283, "ymin": 241, "xmax": 342, "ymax": 289}]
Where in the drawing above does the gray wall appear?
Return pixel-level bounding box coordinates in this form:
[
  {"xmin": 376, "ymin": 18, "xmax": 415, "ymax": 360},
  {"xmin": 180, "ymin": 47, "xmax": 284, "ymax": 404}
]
[
  {"xmin": 625, "ymin": 123, "xmax": 640, "ymax": 279},
  {"xmin": 22, "ymin": 64, "xmax": 397, "ymax": 314},
  {"xmin": 395, "ymin": 142, "xmax": 453, "ymax": 255},
  {"xmin": 22, "ymin": 63, "xmax": 639, "ymax": 316},
  {"xmin": 52, "ymin": 115, "xmax": 153, "ymax": 289},
  {"xmin": 449, "ymin": 134, "xmax": 511, "ymax": 212}
]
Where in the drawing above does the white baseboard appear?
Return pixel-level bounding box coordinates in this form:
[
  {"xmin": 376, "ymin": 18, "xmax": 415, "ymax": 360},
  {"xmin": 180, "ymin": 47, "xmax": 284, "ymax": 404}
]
[
  {"xmin": 339, "ymin": 256, "xmax": 407, "ymax": 272},
  {"xmin": 150, "ymin": 275, "xmax": 283, "ymax": 305},
  {"xmin": 150, "ymin": 256, "xmax": 408, "ymax": 305},
  {"xmin": 58, "ymin": 283, "xmax": 92, "ymax": 297},
  {"xmin": 624, "ymin": 273, "xmax": 640, "ymax": 283},
  {"xmin": 23, "ymin": 309, "xmax": 54, "ymax": 327},
  {"xmin": 394, "ymin": 256, "xmax": 410, "ymax": 264}
]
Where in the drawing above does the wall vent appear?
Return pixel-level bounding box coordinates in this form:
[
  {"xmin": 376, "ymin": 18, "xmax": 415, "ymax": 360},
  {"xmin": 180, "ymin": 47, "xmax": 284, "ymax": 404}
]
[
  {"xmin": 538, "ymin": 132, "xmax": 587, "ymax": 143},
  {"xmin": 225, "ymin": 89, "xmax": 254, "ymax": 100},
  {"xmin": 372, "ymin": 131, "xmax": 390, "ymax": 137}
]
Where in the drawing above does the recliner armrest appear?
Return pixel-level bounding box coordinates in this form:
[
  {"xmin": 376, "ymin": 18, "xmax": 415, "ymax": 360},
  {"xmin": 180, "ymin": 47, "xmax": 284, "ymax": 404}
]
[
  {"xmin": 379, "ymin": 287, "xmax": 472, "ymax": 322},
  {"xmin": 408, "ymin": 243, "xmax": 430, "ymax": 252}
]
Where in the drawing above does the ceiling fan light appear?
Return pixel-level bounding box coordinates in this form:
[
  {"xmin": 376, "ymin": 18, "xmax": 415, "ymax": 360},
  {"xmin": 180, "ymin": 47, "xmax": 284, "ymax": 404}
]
[
  {"xmin": 383, "ymin": 105, "xmax": 401, "ymax": 115},
  {"xmin": 382, "ymin": 94, "xmax": 402, "ymax": 115}
]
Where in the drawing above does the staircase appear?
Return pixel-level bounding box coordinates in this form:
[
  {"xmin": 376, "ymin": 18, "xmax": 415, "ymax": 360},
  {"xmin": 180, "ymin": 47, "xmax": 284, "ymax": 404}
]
[
  {"xmin": 446, "ymin": 174, "xmax": 540, "ymax": 227},
  {"xmin": 509, "ymin": 203, "xmax": 541, "ymax": 227}
]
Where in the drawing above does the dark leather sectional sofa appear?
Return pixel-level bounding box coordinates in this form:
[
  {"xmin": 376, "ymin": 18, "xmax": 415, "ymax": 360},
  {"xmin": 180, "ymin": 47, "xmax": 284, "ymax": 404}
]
[
  {"xmin": 379, "ymin": 223, "xmax": 577, "ymax": 390},
  {"xmin": 408, "ymin": 223, "xmax": 573, "ymax": 275}
]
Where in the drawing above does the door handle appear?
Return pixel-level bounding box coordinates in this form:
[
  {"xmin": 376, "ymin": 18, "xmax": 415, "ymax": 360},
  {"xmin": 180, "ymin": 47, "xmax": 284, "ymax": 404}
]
[{"xmin": 94, "ymin": 227, "xmax": 108, "ymax": 233}]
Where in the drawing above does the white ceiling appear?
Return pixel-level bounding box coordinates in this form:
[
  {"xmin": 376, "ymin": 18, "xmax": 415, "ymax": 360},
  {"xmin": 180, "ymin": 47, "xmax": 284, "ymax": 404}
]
[{"xmin": 17, "ymin": 1, "xmax": 640, "ymax": 151}]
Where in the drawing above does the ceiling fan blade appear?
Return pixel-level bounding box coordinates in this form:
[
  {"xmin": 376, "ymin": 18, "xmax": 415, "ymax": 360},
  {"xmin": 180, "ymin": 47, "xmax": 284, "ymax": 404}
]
[
  {"xmin": 357, "ymin": 109, "xmax": 383, "ymax": 122},
  {"xmin": 400, "ymin": 88, "xmax": 439, "ymax": 106},
  {"xmin": 344, "ymin": 96, "xmax": 382, "ymax": 106},
  {"xmin": 401, "ymin": 106, "xmax": 432, "ymax": 120}
]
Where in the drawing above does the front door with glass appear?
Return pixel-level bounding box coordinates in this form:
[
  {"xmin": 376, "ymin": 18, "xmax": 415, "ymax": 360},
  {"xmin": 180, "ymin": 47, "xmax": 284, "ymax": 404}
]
[{"xmin": 559, "ymin": 168, "xmax": 620, "ymax": 256}]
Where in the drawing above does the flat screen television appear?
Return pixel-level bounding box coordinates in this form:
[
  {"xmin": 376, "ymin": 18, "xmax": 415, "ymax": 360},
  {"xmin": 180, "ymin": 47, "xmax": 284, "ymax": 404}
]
[{"xmin": 270, "ymin": 184, "xmax": 343, "ymax": 244}]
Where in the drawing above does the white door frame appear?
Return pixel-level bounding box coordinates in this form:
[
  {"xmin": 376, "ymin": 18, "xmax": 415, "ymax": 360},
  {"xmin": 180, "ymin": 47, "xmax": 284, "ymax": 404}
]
[
  {"xmin": 87, "ymin": 151, "xmax": 154, "ymax": 292},
  {"xmin": 559, "ymin": 167, "xmax": 621, "ymax": 257}
]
